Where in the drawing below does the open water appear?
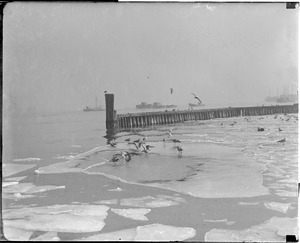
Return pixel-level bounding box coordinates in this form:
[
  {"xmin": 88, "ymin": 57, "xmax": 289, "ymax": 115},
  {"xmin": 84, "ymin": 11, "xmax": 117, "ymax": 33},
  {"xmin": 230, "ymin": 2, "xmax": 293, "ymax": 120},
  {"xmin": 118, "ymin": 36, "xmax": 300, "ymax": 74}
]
[{"xmin": 2, "ymin": 104, "xmax": 298, "ymax": 241}]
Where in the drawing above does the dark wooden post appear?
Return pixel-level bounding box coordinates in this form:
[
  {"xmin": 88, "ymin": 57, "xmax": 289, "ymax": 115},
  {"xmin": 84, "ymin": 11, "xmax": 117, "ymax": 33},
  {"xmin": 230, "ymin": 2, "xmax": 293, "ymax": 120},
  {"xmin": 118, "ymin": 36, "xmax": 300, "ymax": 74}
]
[{"xmin": 105, "ymin": 93, "xmax": 117, "ymax": 129}]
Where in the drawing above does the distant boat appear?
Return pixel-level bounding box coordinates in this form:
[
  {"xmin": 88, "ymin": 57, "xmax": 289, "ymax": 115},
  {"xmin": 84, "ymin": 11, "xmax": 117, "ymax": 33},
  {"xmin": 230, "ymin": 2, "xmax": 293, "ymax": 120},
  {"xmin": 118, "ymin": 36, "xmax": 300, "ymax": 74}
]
[
  {"xmin": 136, "ymin": 102, "xmax": 177, "ymax": 109},
  {"xmin": 265, "ymin": 91, "xmax": 298, "ymax": 103},
  {"xmin": 83, "ymin": 96, "xmax": 105, "ymax": 112},
  {"xmin": 188, "ymin": 102, "xmax": 205, "ymax": 107},
  {"xmin": 83, "ymin": 106, "xmax": 105, "ymax": 112},
  {"xmin": 276, "ymin": 94, "xmax": 298, "ymax": 103},
  {"xmin": 189, "ymin": 93, "xmax": 204, "ymax": 107}
]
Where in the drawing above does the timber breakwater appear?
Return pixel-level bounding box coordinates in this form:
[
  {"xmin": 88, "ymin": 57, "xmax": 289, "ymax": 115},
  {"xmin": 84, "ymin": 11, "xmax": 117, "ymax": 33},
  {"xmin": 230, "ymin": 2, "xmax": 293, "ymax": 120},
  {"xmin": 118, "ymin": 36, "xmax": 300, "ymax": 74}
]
[{"xmin": 105, "ymin": 93, "xmax": 298, "ymax": 130}]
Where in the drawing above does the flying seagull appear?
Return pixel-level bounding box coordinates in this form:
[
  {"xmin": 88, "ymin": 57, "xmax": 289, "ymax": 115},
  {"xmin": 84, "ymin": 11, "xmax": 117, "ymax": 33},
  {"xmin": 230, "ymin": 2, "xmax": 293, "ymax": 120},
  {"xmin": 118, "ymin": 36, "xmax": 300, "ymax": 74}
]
[
  {"xmin": 191, "ymin": 93, "xmax": 202, "ymax": 104},
  {"xmin": 170, "ymin": 88, "xmax": 174, "ymax": 94}
]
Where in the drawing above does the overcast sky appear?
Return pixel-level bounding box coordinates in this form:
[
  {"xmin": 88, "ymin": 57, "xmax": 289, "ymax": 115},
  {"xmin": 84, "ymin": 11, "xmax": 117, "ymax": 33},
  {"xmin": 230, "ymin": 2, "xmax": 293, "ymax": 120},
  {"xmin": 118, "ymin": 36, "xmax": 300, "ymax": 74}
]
[{"xmin": 3, "ymin": 2, "xmax": 298, "ymax": 112}]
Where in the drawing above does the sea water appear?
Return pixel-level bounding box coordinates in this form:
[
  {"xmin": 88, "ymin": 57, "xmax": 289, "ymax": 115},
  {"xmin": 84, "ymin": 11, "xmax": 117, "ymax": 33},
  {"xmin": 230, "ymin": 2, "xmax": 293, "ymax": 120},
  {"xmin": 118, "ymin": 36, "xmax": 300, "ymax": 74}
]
[{"xmin": 2, "ymin": 106, "xmax": 298, "ymax": 241}]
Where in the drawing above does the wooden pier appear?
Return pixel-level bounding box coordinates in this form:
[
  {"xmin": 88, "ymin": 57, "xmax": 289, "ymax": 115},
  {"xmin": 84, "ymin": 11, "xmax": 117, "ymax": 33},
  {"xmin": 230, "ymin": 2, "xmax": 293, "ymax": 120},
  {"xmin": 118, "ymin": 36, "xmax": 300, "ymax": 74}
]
[{"xmin": 105, "ymin": 93, "xmax": 298, "ymax": 130}]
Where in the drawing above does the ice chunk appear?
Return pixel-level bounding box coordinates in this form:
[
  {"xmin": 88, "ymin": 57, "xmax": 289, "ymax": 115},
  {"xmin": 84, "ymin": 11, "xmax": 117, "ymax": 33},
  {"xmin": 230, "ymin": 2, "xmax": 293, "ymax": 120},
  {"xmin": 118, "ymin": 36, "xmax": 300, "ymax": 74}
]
[
  {"xmin": 4, "ymin": 176, "xmax": 27, "ymax": 182},
  {"xmin": 2, "ymin": 193, "xmax": 36, "ymax": 200},
  {"xmin": 108, "ymin": 187, "xmax": 123, "ymax": 191},
  {"xmin": 13, "ymin": 158, "xmax": 41, "ymax": 162},
  {"xmin": 225, "ymin": 221, "xmax": 235, "ymax": 225},
  {"xmin": 31, "ymin": 232, "xmax": 60, "ymax": 241},
  {"xmin": 3, "ymin": 204, "xmax": 109, "ymax": 233},
  {"xmin": 264, "ymin": 202, "xmax": 291, "ymax": 213},
  {"xmin": 275, "ymin": 190, "xmax": 298, "ymax": 197},
  {"xmin": 205, "ymin": 217, "xmax": 298, "ymax": 242},
  {"xmin": 95, "ymin": 199, "xmax": 118, "ymax": 205},
  {"xmin": 204, "ymin": 218, "xmax": 228, "ymax": 223},
  {"xmin": 77, "ymin": 224, "xmax": 196, "ymax": 241},
  {"xmin": 135, "ymin": 224, "xmax": 196, "ymax": 241},
  {"xmin": 35, "ymin": 160, "xmax": 82, "ymax": 174},
  {"xmin": 3, "ymin": 182, "xmax": 65, "ymax": 194},
  {"xmin": 78, "ymin": 228, "xmax": 137, "ymax": 241},
  {"xmin": 278, "ymin": 178, "xmax": 298, "ymax": 184},
  {"xmin": 3, "ymin": 164, "xmax": 36, "ymax": 177},
  {"xmin": 238, "ymin": 202, "xmax": 260, "ymax": 206},
  {"xmin": 2, "ymin": 181, "xmax": 19, "ymax": 187},
  {"xmin": 120, "ymin": 195, "xmax": 181, "ymax": 208},
  {"xmin": 3, "ymin": 226, "xmax": 33, "ymax": 241},
  {"xmin": 156, "ymin": 194, "xmax": 186, "ymax": 204},
  {"xmin": 111, "ymin": 208, "xmax": 151, "ymax": 221}
]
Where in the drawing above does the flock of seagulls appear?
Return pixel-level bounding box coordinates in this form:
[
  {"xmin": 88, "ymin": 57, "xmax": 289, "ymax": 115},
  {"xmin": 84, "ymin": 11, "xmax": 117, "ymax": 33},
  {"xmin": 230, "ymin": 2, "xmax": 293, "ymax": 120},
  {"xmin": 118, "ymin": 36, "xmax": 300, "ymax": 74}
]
[
  {"xmin": 221, "ymin": 113, "xmax": 296, "ymax": 144},
  {"xmin": 108, "ymin": 130, "xmax": 183, "ymax": 164},
  {"xmin": 107, "ymin": 113, "xmax": 296, "ymax": 164}
]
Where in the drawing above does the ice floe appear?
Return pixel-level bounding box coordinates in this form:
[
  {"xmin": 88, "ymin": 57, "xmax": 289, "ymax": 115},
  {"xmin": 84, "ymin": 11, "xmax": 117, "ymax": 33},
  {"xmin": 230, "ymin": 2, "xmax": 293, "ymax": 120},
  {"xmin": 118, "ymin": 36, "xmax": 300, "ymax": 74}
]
[
  {"xmin": 205, "ymin": 217, "xmax": 298, "ymax": 242},
  {"xmin": 4, "ymin": 176, "xmax": 27, "ymax": 182},
  {"xmin": 108, "ymin": 187, "xmax": 123, "ymax": 191},
  {"xmin": 3, "ymin": 204, "xmax": 110, "ymax": 233},
  {"xmin": 77, "ymin": 224, "xmax": 196, "ymax": 241},
  {"xmin": 3, "ymin": 182, "xmax": 65, "ymax": 195},
  {"xmin": 111, "ymin": 208, "xmax": 151, "ymax": 221},
  {"xmin": 120, "ymin": 195, "xmax": 183, "ymax": 208},
  {"xmin": 35, "ymin": 160, "xmax": 83, "ymax": 174},
  {"xmin": 3, "ymin": 226, "xmax": 33, "ymax": 241},
  {"xmin": 264, "ymin": 202, "xmax": 291, "ymax": 213},
  {"xmin": 13, "ymin": 158, "xmax": 41, "ymax": 162},
  {"xmin": 95, "ymin": 199, "xmax": 119, "ymax": 205},
  {"xmin": 204, "ymin": 218, "xmax": 228, "ymax": 223},
  {"xmin": 2, "ymin": 181, "xmax": 19, "ymax": 187},
  {"xmin": 31, "ymin": 232, "xmax": 60, "ymax": 241},
  {"xmin": 275, "ymin": 190, "xmax": 298, "ymax": 197},
  {"xmin": 3, "ymin": 164, "xmax": 36, "ymax": 177},
  {"xmin": 238, "ymin": 202, "xmax": 260, "ymax": 206},
  {"xmin": 134, "ymin": 224, "xmax": 196, "ymax": 241}
]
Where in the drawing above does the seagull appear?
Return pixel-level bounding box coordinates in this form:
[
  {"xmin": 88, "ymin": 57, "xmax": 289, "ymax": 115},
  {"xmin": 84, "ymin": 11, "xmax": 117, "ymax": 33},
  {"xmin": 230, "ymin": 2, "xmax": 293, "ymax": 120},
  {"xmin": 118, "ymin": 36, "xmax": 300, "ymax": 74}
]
[
  {"xmin": 176, "ymin": 146, "xmax": 183, "ymax": 153},
  {"xmin": 277, "ymin": 138, "xmax": 286, "ymax": 143},
  {"xmin": 172, "ymin": 139, "xmax": 181, "ymax": 144},
  {"xmin": 104, "ymin": 91, "xmax": 107, "ymax": 93},
  {"xmin": 278, "ymin": 128, "xmax": 282, "ymax": 132},
  {"xmin": 170, "ymin": 88, "xmax": 174, "ymax": 94},
  {"xmin": 121, "ymin": 151, "xmax": 132, "ymax": 163},
  {"xmin": 145, "ymin": 145, "xmax": 154, "ymax": 151},
  {"xmin": 257, "ymin": 127, "xmax": 264, "ymax": 132},
  {"xmin": 128, "ymin": 142, "xmax": 139, "ymax": 149},
  {"xmin": 109, "ymin": 140, "xmax": 117, "ymax": 147},
  {"xmin": 111, "ymin": 154, "xmax": 121, "ymax": 162},
  {"xmin": 142, "ymin": 145, "xmax": 149, "ymax": 153},
  {"xmin": 191, "ymin": 93, "xmax": 202, "ymax": 104},
  {"xmin": 125, "ymin": 138, "xmax": 130, "ymax": 142},
  {"xmin": 133, "ymin": 139, "xmax": 140, "ymax": 143}
]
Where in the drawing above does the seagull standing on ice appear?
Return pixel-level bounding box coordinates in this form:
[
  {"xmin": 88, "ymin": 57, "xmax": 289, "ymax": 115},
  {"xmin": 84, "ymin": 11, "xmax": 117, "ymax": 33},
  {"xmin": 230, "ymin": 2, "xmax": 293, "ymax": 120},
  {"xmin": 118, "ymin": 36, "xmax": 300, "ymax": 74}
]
[
  {"xmin": 176, "ymin": 146, "xmax": 183, "ymax": 154},
  {"xmin": 277, "ymin": 138, "xmax": 286, "ymax": 143}
]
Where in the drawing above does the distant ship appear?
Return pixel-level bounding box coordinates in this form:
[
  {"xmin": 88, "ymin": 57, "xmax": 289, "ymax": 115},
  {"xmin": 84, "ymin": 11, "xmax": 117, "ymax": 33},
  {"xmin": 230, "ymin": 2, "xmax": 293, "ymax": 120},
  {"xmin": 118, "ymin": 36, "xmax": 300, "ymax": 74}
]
[
  {"xmin": 136, "ymin": 102, "xmax": 177, "ymax": 109},
  {"xmin": 189, "ymin": 93, "xmax": 204, "ymax": 107},
  {"xmin": 83, "ymin": 96, "xmax": 105, "ymax": 112},
  {"xmin": 188, "ymin": 102, "xmax": 205, "ymax": 108},
  {"xmin": 265, "ymin": 86, "xmax": 298, "ymax": 104}
]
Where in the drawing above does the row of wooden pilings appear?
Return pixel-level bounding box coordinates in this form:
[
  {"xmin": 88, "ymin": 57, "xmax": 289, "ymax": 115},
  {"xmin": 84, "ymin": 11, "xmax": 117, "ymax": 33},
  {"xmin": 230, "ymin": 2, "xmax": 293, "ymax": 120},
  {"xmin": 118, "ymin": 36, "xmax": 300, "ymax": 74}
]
[{"xmin": 105, "ymin": 93, "xmax": 298, "ymax": 130}]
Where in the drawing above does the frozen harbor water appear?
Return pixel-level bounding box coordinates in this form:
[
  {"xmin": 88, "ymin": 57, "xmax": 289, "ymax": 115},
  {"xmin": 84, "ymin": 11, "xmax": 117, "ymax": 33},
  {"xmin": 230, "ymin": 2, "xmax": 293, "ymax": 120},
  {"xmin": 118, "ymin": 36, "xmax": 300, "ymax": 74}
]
[{"xmin": 2, "ymin": 111, "xmax": 298, "ymax": 241}]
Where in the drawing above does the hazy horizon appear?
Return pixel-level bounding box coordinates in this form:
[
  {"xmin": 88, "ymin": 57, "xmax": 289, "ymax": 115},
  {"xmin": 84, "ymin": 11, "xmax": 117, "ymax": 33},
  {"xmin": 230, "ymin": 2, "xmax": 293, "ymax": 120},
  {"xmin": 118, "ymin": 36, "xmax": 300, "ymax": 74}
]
[{"xmin": 3, "ymin": 2, "xmax": 298, "ymax": 112}]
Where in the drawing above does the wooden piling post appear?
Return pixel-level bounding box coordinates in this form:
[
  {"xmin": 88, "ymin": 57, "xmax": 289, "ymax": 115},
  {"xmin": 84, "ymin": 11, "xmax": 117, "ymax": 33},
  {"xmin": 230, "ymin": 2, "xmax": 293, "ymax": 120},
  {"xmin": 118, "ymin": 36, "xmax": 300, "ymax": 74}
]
[{"xmin": 105, "ymin": 93, "xmax": 118, "ymax": 129}]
